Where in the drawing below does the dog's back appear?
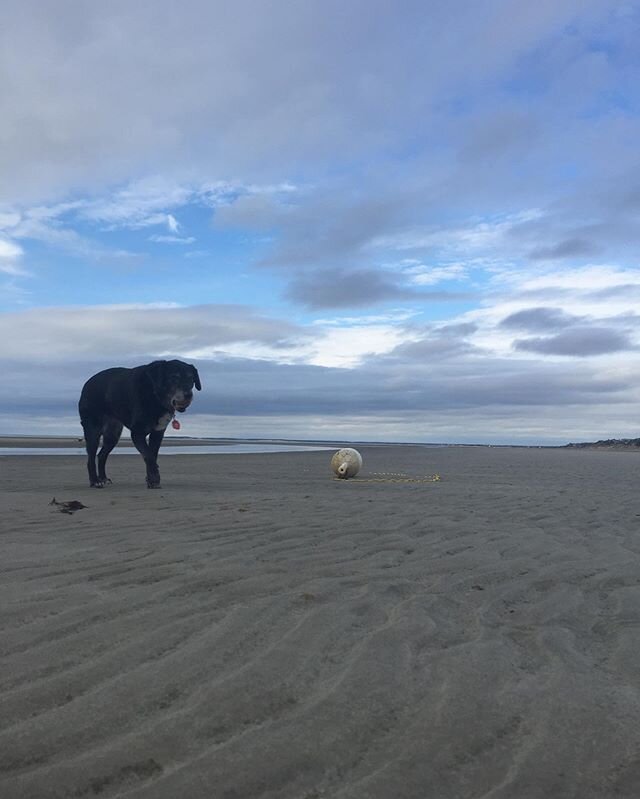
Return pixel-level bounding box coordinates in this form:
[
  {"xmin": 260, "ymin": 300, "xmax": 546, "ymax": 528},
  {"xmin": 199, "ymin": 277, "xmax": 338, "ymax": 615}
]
[{"xmin": 79, "ymin": 367, "xmax": 132, "ymax": 423}]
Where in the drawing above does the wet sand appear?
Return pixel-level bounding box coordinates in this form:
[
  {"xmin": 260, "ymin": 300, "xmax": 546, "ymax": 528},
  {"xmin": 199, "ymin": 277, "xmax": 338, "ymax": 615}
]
[{"xmin": 1, "ymin": 445, "xmax": 640, "ymax": 798}]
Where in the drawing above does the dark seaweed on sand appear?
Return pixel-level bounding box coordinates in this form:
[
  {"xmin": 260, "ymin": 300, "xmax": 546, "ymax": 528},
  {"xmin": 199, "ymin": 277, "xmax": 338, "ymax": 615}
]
[{"xmin": 49, "ymin": 498, "xmax": 88, "ymax": 514}]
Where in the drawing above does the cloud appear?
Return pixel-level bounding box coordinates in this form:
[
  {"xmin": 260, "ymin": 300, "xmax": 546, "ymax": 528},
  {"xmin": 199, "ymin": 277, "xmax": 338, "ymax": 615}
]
[
  {"xmin": 0, "ymin": 177, "xmax": 302, "ymax": 274},
  {"xmin": 0, "ymin": 302, "xmax": 429, "ymax": 371},
  {"xmin": 499, "ymin": 306, "xmax": 581, "ymax": 331},
  {"xmin": 430, "ymin": 262, "xmax": 640, "ymax": 363},
  {"xmin": 2, "ymin": 336, "xmax": 635, "ymax": 445},
  {"xmin": 405, "ymin": 262, "xmax": 470, "ymax": 286},
  {"xmin": 515, "ymin": 265, "xmax": 640, "ymax": 299},
  {"xmin": 0, "ymin": 238, "xmax": 26, "ymax": 275},
  {"xmin": 0, "ymin": 304, "xmax": 307, "ymax": 362},
  {"xmin": 78, "ymin": 178, "xmax": 195, "ymax": 229},
  {"xmin": 3, "ymin": 290, "xmax": 640, "ymax": 443},
  {"xmin": 285, "ymin": 268, "xmax": 417, "ymax": 309},
  {"xmin": 0, "ymin": 0, "xmax": 620, "ymax": 206},
  {"xmin": 371, "ymin": 210, "xmax": 544, "ymax": 267},
  {"xmin": 285, "ymin": 266, "xmax": 476, "ymax": 310},
  {"xmin": 1, "ymin": 202, "xmax": 139, "ymax": 262},
  {"xmin": 388, "ymin": 321, "xmax": 480, "ymax": 356},
  {"xmin": 2, "ymin": 2, "xmax": 637, "ymax": 316},
  {"xmin": 254, "ymin": 189, "xmax": 417, "ymax": 271},
  {"xmin": 513, "ymin": 326, "xmax": 634, "ymax": 356},
  {"xmin": 0, "ymin": 239, "xmax": 21, "ymax": 258},
  {"xmin": 528, "ymin": 237, "xmax": 600, "ymax": 260},
  {"xmin": 149, "ymin": 235, "xmax": 196, "ymax": 244},
  {"xmin": 0, "ymin": 211, "xmax": 21, "ymax": 230}
]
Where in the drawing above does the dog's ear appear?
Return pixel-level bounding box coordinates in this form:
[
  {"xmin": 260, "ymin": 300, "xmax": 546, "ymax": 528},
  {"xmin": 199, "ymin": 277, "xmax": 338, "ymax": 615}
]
[
  {"xmin": 145, "ymin": 360, "xmax": 167, "ymax": 392},
  {"xmin": 191, "ymin": 364, "xmax": 202, "ymax": 391}
]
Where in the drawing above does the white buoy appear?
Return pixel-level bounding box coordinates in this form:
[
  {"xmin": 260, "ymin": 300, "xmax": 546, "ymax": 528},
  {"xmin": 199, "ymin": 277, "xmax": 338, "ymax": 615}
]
[{"xmin": 331, "ymin": 447, "xmax": 363, "ymax": 479}]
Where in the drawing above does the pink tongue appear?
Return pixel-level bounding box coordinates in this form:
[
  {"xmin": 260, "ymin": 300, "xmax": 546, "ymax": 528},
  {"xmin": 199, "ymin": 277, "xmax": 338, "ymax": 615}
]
[{"xmin": 172, "ymin": 419, "xmax": 181, "ymax": 430}]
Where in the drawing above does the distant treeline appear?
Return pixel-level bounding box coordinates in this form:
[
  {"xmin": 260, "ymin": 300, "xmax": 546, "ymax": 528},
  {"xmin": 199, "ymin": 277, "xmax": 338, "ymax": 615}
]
[{"xmin": 565, "ymin": 438, "xmax": 640, "ymax": 449}]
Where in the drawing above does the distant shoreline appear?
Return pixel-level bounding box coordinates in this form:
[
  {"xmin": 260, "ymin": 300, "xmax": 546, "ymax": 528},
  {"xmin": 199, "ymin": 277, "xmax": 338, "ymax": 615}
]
[
  {"xmin": 4, "ymin": 434, "xmax": 640, "ymax": 450},
  {"xmin": 0, "ymin": 434, "xmax": 587, "ymax": 450},
  {"xmin": 0, "ymin": 435, "xmax": 449, "ymax": 450}
]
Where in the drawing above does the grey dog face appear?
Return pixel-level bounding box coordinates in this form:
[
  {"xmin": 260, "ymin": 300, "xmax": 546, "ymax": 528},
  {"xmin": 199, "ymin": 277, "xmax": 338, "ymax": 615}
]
[{"xmin": 147, "ymin": 360, "xmax": 201, "ymax": 412}]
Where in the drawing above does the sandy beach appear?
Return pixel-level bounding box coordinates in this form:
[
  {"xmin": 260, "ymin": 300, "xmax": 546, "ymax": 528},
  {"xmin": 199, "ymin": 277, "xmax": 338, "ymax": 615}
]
[{"xmin": 2, "ymin": 444, "xmax": 640, "ymax": 798}]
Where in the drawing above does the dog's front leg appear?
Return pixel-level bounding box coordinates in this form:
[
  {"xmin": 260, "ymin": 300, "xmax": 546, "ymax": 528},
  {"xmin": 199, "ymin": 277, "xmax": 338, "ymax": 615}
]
[
  {"xmin": 147, "ymin": 430, "xmax": 165, "ymax": 488},
  {"xmin": 131, "ymin": 428, "xmax": 163, "ymax": 488}
]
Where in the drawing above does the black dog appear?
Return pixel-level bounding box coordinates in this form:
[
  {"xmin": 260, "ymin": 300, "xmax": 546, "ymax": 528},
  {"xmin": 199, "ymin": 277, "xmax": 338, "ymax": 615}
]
[{"xmin": 79, "ymin": 360, "xmax": 201, "ymax": 488}]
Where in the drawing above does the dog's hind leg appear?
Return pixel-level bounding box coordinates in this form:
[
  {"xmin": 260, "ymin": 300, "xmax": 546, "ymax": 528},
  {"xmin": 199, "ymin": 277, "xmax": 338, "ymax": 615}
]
[
  {"xmin": 81, "ymin": 418, "xmax": 103, "ymax": 487},
  {"xmin": 97, "ymin": 418, "xmax": 123, "ymax": 485}
]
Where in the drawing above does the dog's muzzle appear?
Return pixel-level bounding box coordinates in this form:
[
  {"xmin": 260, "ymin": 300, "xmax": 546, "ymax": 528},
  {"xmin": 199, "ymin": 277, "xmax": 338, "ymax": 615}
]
[{"xmin": 172, "ymin": 398, "xmax": 192, "ymax": 412}]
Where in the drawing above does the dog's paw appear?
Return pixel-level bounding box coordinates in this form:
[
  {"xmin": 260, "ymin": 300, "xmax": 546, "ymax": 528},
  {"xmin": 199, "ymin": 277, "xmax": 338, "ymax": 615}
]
[
  {"xmin": 90, "ymin": 482, "xmax": 105, "ymax": 489},
  {"xmin": 147, "ymin": 482, "xmax": 162, "ymax": 489}
]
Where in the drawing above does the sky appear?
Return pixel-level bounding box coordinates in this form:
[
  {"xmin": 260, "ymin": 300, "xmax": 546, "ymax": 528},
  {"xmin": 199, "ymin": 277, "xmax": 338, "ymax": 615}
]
[{"xmin": 2, "ymin": 0, "xmax": 640, "ymax": 444}]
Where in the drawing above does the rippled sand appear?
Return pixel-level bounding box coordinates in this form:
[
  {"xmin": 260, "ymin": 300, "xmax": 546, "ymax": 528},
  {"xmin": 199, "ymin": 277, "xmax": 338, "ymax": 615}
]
[{"xmin": 2, "ymin": 445, "xmax": 640, "ymax": 798}]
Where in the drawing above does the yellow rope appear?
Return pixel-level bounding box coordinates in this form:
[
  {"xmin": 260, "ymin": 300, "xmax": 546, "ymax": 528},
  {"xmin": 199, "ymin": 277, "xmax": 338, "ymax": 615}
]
[{"xmin": 334, "ymin": 472, "xmax": 441, "ymax": 484}]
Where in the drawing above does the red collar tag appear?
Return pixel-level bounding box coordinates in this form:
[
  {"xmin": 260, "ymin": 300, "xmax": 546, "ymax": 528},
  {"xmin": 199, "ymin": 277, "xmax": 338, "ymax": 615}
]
[{"xmin": 172, "ymin": 419, "xmax": 181, "ymax": 430}]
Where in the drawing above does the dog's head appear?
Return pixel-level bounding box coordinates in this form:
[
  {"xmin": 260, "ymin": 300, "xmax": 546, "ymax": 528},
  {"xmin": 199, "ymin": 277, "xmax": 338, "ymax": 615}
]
[{"xmin": 145, "ymin": 360, "xmax": 202, "ymax": 412}]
